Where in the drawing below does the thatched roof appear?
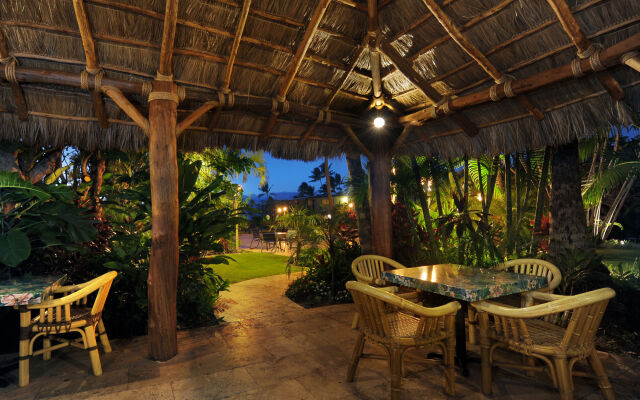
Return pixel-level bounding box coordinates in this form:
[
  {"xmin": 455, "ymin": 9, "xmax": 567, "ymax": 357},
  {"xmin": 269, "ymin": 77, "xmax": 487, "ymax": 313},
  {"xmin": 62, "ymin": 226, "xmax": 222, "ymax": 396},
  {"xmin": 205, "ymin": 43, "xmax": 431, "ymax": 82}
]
[{"xmin": 0, "ymin": 0, "xmax": 638, "ymax": 160}]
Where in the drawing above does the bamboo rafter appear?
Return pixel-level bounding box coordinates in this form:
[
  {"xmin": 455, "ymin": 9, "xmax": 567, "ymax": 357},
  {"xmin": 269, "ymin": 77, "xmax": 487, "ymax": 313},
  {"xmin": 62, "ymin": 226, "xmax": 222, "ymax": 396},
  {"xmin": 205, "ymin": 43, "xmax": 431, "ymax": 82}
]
[
  {"xmin": 72, "ymin": 0, "xmax": 109, "ymax": 128},
  {"xmin": 379, "ymin": 38, "xmax": 478, "ymax": 137},
  {"xmin": 419, "ymin": 0, "xmax": 544, "ymax": 120},
  {"xmin": 341, "ymin": 124, "xmax": 373, "ymax": 160},
  {"xmin": 0, "ymin": 24, "xmax": 28, "ymax": 121},
  {"xmin": 390, "ymin": 0, "xmax": 607, "ymax": 102},
  {"xmin": 158, "ymin": 0, "xmax": 178, "ymax": 77},
  {"xmin": 300, "ymin": 41, "xmax": 367, "ymax": 146},
  {"xmin": 261, "ymin": 0, "xmax": 331, "ymax": 142},
  {"xmin": 1, "ymin": 20, "xmax": 370, "ymax": 102},
  {"xmin": 399, "ymin": 32, "xmax": 640, "ymax": 126},
  {"xmin": 545, "ymin": 0, "xmax": 624, "ymax": 100}
]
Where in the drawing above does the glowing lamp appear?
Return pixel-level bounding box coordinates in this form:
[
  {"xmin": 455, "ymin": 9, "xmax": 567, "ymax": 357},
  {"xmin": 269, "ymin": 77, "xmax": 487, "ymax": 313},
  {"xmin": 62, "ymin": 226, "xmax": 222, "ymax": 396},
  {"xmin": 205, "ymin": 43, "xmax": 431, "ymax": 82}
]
[
  {"xmin": 277, "ymin": 207, "xmax": 282, "ymax": 213},
  {"xmin": 373, "ymin": 117, "xmax": 385, "ymax": 128},
  {"xmin": 348, "ymin": 202, "xmax": 354, "ymax": 208}
]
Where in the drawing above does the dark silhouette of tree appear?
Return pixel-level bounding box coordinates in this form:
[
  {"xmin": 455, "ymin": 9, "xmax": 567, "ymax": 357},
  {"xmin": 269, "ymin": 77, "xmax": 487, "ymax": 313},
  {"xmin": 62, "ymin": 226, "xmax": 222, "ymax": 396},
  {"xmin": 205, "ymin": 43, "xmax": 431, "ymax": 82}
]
[
  {"xmin": 296, "ymin": 182, "xmax": 315, "ymax": 198},
  {"xmin": 309, "ymin": 162, "xmax": 343, "ymax": 196}
]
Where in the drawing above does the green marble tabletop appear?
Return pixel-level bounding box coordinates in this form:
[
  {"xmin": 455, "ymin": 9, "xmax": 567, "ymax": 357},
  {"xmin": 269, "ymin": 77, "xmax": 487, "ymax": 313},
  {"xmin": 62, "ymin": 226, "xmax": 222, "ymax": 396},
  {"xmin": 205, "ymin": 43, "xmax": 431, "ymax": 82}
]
[
  {"xmin": 0, "ymin": 275, "xmax": 65, "ymax": 307},
  {"xmin": 382, "ymin": 264, "xmax": 548, "ymax": 302}
]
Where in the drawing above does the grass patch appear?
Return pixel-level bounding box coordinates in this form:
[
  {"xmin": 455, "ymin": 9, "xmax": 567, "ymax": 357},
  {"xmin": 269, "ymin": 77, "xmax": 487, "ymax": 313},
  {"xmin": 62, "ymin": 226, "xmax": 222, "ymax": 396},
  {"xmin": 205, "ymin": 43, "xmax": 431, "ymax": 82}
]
[{"xmin": 209, "ymin": 252, "xmax": 302, "ymax": 284}]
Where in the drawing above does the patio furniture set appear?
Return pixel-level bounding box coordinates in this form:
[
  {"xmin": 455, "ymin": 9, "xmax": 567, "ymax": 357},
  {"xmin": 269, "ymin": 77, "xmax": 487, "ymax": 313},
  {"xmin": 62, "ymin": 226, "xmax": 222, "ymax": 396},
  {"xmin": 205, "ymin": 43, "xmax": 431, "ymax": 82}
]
[
  {"xmin": 0, "ymin": 256, "xmax": 616, "ymax": 400},
  {"xmin": 347, "ymin": 255, "xmax": 616, "ymax": 400},
  {"xmin": 249, "ymin": 229, "xmax": 297, "ymax": 252}
]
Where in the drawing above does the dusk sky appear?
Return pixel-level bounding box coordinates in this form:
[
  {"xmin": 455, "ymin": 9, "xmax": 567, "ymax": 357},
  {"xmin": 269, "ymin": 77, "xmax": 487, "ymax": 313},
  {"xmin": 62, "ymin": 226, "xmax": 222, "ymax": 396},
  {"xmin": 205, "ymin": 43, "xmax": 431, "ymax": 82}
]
[{"xmin": 234, "ymin": 154, "xmax": 350, "ymax": 197}]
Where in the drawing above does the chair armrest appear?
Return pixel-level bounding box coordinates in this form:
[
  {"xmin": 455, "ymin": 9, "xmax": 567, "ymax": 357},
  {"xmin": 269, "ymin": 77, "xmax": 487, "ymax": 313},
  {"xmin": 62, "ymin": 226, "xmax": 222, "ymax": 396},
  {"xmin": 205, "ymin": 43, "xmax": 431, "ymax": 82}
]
[
  {"xmin": 379, "ymin": 286, "xmax": 399, "ymax": 294},
  {"xmin": 28, "ymin": 272, "xmax": 116, "ymax": 310},
  {"xmin": 53, "ymin": 283, "xmax": 90, "ymax": 294},
  {"xmin": 472, "ymin": 287, "xmax": 615, "ymax": 319},
  {"xmin": 526, "ymin": 291, "xmax": 567, "ymax": 302}
]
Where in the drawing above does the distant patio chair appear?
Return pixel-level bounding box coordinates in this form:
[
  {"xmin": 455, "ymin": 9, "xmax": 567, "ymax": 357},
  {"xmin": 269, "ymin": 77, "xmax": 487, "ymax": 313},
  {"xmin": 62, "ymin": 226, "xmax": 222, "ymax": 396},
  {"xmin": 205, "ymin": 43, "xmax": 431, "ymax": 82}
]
[
  {"xmin": 346, "ymin": 281, "xmax": 460, "ymax": 399},
  {"xmin": 261, "ymin": 232, "xmax": 277, "ymax": 252},
  {"xmin": 249, "ymin": 229, "xmax": 263, "ymax": 249},
  {"xmin": 286, "ymin": 230, "xmax": 297, "ymax": 250},
  {"xmin": 473, "ymin": 288, "xmax": 616, "ymax": 400},
  {"xmin": 18, "ymin": 271, "xmax": 117, "ymax": 386}
]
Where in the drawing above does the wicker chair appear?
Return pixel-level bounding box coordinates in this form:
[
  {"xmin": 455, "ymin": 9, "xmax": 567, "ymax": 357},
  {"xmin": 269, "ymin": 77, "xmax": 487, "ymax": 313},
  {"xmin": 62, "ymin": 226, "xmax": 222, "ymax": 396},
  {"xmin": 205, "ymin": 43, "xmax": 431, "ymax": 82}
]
[
  {"xmin": 346, "ymin": 281, "xmax": 460, "ymax": 399},
  {"xmin": 496, "ymin": 258, "xmax": 562, "ymax": 295},
  {"xmin": 350, "ymin": 255, "xmax": 420, "ymax": 329},
  {"xmin": 472, "ymin": 288, "xmax": 616, "ymax": 400},
  {"xmin": 18, "ymin": 271, "xmax": 117, "ymax": 386}
]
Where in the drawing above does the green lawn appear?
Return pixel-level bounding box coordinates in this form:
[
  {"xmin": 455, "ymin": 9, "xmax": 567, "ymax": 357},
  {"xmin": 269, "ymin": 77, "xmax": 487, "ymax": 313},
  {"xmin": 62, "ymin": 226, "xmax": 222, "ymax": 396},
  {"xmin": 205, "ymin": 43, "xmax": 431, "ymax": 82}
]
[{"xmin": 208, "ymin": 252, "xmax": 303, "ymax": 284}]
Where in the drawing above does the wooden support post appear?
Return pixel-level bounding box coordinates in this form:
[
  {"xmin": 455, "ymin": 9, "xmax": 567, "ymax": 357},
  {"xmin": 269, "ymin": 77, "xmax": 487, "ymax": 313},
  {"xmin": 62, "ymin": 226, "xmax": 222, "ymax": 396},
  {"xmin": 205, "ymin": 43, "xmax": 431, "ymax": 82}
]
[
  {"xmin": 147, "ymin": 80, "xmax": 179, "ymax": 361},
  {"xmin": 369, "ymin": 150, "xmax": 393, "ymax": 258}
]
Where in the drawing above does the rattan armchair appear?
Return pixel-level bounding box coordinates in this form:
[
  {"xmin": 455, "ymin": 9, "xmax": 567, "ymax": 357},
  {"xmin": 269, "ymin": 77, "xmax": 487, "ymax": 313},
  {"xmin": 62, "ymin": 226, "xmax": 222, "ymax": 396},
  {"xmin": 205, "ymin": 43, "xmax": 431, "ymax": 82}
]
[
  {"xmin": 496, "ymin": 258, "xmax": 562, "ymax": 294},
  {"xmin": 350, "ymin": 255, "xmax": 420, "ymax": 329},
  {"xmin": 346, "ymin": 281, "xmax": 460, "ymax": 399},
  {"xmin": 472, "ymin": 288, "xmax": 616, "ymax": 400},
  {"xmin": 18, "ymin": 271, "xmax": 117, "ymax": 386}
]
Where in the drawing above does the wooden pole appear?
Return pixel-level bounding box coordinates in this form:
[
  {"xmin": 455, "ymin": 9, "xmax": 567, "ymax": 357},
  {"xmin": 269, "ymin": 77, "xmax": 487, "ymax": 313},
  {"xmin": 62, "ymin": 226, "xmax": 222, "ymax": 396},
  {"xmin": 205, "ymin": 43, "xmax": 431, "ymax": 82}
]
[
  {"xmin": 369, "ymin": 150, "xmax": 393, "ymax": 258},
  {"xmin": 147, "ymin": 79, "xmax": 179, "ymax": 361}
]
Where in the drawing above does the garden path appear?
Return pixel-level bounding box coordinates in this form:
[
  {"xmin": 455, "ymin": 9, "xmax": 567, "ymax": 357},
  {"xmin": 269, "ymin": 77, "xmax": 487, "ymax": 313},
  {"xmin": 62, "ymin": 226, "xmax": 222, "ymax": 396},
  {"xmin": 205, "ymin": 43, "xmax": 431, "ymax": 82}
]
[{"xmin": 1, "ymin": 274, "xmax": 639, "ymax": 399}]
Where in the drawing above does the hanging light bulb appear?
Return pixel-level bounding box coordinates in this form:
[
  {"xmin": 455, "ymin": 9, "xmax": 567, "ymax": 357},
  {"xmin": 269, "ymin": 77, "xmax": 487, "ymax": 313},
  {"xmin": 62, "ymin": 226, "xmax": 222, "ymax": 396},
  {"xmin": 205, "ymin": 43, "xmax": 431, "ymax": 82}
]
[{"xmin": 373, "ymin": 117, "xmax": 385, "ymax": 128}]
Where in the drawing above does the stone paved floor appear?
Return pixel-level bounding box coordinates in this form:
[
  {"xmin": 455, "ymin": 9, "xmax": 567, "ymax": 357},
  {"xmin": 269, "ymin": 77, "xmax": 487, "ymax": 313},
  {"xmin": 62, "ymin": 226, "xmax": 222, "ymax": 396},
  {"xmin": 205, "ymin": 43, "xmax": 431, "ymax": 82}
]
[{"xmin": 1, "ymin": 274, "xmax": 639, "ymax": 399}]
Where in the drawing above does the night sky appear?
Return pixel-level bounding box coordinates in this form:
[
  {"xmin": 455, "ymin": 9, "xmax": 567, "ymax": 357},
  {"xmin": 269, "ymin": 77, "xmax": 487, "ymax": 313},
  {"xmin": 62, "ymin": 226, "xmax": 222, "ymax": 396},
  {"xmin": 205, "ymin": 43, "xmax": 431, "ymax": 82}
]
[{"xmin": 234, "ymin": 154, "xmax": 350, "ymax": 197}]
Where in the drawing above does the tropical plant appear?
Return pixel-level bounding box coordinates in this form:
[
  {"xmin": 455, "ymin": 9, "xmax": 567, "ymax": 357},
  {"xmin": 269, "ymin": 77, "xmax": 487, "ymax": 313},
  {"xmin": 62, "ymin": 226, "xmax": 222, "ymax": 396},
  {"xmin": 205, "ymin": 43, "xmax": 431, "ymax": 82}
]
[
  {"xmin": 0, "ymin": 172, "xmax": 96, "ymax": 273},
  {"xmin": 275, "ymin": 205, "xmax": 321, "ymax": 273}
]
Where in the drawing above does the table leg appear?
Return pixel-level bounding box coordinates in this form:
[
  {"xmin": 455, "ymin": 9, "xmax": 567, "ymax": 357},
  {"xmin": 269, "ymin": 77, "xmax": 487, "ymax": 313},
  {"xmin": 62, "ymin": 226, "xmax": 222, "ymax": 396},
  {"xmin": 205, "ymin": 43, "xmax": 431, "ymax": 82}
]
[
  {"xmin": 455, "ymin": 301, "xmax": 469, "ymax": 377},
  {"xmin": 18, "ymin": 307, "xmax": 30, "ymax": 387}
]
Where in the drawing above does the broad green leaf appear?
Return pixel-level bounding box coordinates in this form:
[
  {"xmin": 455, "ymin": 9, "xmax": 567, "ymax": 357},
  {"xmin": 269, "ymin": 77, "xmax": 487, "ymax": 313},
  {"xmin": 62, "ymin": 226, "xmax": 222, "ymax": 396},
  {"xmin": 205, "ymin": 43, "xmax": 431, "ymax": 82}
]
[{"xmin": 0, "ymin": 229, "xmax": 31, "ymax": 267}]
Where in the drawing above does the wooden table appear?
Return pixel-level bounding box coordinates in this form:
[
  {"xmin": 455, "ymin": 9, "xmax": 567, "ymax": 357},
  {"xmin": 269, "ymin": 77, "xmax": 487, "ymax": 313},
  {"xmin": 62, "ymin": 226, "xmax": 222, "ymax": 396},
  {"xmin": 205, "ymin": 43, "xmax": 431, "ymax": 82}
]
[
  {"xmin": 0, "ymin": 275, "xmax": 66, "ymax": 386},
  {"xmin": 382, "ymin": 264, "xmax": 547, "ymax": 376}
]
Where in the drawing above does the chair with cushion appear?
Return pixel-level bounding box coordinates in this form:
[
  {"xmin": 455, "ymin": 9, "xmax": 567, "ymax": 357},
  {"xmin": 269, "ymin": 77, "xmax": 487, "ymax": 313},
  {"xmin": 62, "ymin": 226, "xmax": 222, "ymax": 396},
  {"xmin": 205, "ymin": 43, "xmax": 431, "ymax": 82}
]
[
  {"xmin": 18, "ymin": 271, "xmax": 117, "ymax": 386},
  {"xmin": 350, "ymin": 255, "xmax": 420, "ymax": 328},
  {"xmin": 472, "ymin": 288, "xmax": 616, "ymax": 400},
  {"xmin": 345, "ymin": 281, "xmax": 460, "ymax": 399}
]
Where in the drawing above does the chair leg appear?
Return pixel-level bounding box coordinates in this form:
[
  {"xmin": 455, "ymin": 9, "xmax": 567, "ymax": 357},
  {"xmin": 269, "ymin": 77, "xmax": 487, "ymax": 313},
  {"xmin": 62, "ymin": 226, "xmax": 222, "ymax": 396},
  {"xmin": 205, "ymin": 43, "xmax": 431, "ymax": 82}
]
[
  {"xmin": 85, "ymin": 326, "xmax": 103, "ymax": 376},
  {"xmin": 97, "ymin": 319, "xmax": 112, "ymax": 353},
  {"xmin": 467, "ymin": 307, "xmax": 477, "ymax": 345},
  {"xmin": 389, "ymin": 346, "xmax": 403, "ymax": 400},
  {"xmin": 444, "ymin": 336, "xmax": 456, "ymax": 396},
  {"xmin": 346, "ymin": 333, "xmax": 365, "ymax": 382},
  {"xmin": 554, "ymin": 356, "xmax": 573, "ymax": 400},
  {"xmin": 480, "ymin": 339, "xmax": 492, "ymax": 395},
  {"xmin": 43, "ymin": 337, "xmax": 52, "ymax": 360},
  {"xmin": 18, "ymin": 308, "xmax": 30, "ymax": 387},
  {"xmin": 351, "ymin": 313, "xmax": 359, "ymax": 330},
  {"xmin": 588, "ymin": 350, "xmax": 615, "ymax": 400}
]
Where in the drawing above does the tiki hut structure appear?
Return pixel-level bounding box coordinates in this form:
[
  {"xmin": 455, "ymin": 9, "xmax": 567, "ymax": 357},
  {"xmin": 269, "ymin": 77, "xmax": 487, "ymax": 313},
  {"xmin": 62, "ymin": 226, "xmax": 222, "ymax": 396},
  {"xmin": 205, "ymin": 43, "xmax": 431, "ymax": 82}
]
[{"xmin": 1, "ymin": 0, "xmax": 638, "ymax": 361}]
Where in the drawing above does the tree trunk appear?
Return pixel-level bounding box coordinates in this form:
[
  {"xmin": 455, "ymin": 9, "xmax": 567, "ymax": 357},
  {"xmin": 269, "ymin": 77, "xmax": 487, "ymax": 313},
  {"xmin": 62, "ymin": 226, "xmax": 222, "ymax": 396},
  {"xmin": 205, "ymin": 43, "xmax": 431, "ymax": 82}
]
[
  {"xmin": 530, "ymin": 147, "xmax": 550, "ymax": 253},
  {"xmin": 369, "ymin": 151, "xmax": 393, "ymax": 258},
  {"xmin": 324, "ymin": 156, "xmax": 333, "ymax": 210},
  {"xmin": 346, "ymin": 156, "xmax": 372, "ymax": 254},
  {"xmin": 411, "ymin": 157, "xmax": 430, "ymax": 226},
  {"xmin": 549, "ymin": 141, "xmax": 590, "ymax": 259},
  {"xmin": 147, "ymin": 80, "xmax": 179, "ymax": 361},
  {"xmin": 505, "ymin": 154, "xmax": 513, "ymax": 253},
  {"xmin": 91, "ymin": 152, "xmax": 107, "ymax": 220}
]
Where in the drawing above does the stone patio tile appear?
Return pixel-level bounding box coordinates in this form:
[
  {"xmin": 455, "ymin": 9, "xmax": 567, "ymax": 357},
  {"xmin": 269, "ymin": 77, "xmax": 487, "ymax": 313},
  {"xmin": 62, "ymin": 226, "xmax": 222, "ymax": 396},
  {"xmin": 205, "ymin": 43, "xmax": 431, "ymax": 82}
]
[
  {"xmin": 82, "ymin": 382, "xmax": 175, "ymax": 400},
  {"xmin": 170, "ymin": 366, "xmax": 255, "ymax": 400},
  {"xmin": 231, "ymin": 378, "xmax": 317, "ymax": 400},
  {"xmin": 245, "ymin": 352, "xmax": 325, "ymax": 384}
]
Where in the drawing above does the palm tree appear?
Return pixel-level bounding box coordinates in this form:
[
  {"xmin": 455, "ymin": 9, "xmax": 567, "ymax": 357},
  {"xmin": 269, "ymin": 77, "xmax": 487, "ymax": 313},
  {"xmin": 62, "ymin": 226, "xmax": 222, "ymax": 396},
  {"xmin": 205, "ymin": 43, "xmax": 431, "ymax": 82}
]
[
  {"xmin": 296, "ymin": 182, "xmax": 315, "ymax": 198},
  {"xmin": 346, "ymin": 156, "xmax": 372, "ymax": 253}
]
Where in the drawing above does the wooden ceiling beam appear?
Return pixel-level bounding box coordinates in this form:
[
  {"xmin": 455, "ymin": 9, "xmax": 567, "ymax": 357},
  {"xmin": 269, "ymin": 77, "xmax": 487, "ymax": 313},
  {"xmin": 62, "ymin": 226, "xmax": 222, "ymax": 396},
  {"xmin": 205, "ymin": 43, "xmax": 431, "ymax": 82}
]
[
  {"xmin": 399, "ymin": 32, "xmax": 640, "ymax": 125},
  {"xmin": 341, "ymin": 125, "xmax": 373, "ymax": 160},
  {"xmin": 101, "ymin": 85, "xmax": 149, "ymax": 134},
  {"xmin": 222, "ymin": 0, "xmax": 251, "ymax": 92},
  {"xmin": 72, "ymin": 0, "xmax": 108, "ymax": 128},
  {"xmin": 545, "ymin": 0, "xmax": 624, "ymax": 100},
  {"xmin": 261, "ymin": 0, "xmax": 331, "ymax": 142},
  {"xmin": 379, "ymin": 39, "xmax": 478, "ymax": 136},
  {"xmin": 334, "ymin": 0, "xmax": 368, "ymax": 12},
  {"xmin": 389, "ymin": 0, "xmax": 457, "ymax": 43},
  {"xmin": 419, "ymin": 0, "xmax": 543, "ymax": 121},
  {"xmin": 0, "ymin": 25, "xmax": 28, "ymax": 121},
  {"xmin": 158, "ymin": 0, "xmax": 178, "ymax": 76}
]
